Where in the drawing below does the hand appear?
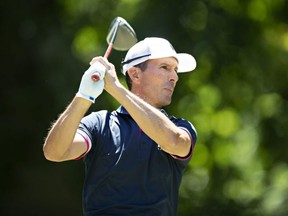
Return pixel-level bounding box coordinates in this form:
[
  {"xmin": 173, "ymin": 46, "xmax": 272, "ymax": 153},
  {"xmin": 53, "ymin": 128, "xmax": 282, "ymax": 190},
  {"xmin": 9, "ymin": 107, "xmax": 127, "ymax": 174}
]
[
  {"xmin": 88, "ymin": 57, "xmax": 123, "ymax": 97},
  {"xmin": 76, "ymin": 61, "xmax": 106, "ymax": 103}
]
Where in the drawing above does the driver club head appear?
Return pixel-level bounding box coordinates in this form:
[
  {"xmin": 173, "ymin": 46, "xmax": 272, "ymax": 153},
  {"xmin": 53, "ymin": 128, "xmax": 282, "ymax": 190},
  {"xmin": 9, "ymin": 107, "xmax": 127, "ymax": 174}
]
[{"xmin": 106, "ymin": 17, "xmax": 138, "ymax": 51}]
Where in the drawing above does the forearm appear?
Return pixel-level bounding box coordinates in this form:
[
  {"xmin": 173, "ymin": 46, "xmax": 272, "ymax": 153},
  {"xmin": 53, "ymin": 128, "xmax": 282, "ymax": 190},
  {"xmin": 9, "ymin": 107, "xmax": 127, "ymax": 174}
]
[
  {"xmin": 43, "ymin": 97, "xmax": 91, "ymax": 161},
  {"xmin": 88, "ymin": 57, "xmax": 191, "ymax": 156},
  {"xmin": 109, "ymin": 82, "xmax": 187, "ymax": 153}
]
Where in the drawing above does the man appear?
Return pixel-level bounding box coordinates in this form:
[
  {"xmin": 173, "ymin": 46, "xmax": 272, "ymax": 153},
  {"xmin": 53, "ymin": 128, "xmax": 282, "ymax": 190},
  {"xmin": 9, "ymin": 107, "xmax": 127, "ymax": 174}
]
[{"xmin": 43, "ymin": 37, "xmax": 197, "ymax": 216}]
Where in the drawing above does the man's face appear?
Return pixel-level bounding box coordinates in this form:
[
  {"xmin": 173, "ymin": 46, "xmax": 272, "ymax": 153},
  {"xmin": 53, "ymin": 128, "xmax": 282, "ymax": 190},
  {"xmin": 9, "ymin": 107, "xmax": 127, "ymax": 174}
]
[{"xmin": 136, "ymin": 57, "xmax": 179, "ymax": 108}]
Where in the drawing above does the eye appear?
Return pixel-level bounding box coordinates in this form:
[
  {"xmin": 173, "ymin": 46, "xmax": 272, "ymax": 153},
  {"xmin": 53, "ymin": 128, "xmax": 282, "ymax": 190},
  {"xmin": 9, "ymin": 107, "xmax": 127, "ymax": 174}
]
[
  {"xmin": 161, "ymin": 65, "xmax": 168, "ymax": 70},
  {"xmin": 160, "ymin": 64, "xmax": 178, "ymax": 73}
]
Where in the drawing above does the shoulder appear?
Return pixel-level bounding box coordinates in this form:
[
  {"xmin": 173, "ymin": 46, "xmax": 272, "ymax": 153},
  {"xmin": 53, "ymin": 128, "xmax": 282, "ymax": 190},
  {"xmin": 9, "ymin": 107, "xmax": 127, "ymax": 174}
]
[
  {"xmin": 81, "ymin": 110, "xmax": 109, "ymax": 123},
  {"xmin": 169, "ymin": 115, "xmax": 197, "ymax": 144},
  {"xmin": 78, "ymin": 110, "xmax": 111, "ymax": 134}
]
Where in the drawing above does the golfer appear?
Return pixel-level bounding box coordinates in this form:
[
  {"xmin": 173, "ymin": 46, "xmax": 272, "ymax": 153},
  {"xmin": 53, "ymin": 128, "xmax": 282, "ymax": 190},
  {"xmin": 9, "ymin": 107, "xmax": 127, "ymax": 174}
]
[{"xmin": 43, "ymin": 37, "xmax": 198, "ymax": 216}]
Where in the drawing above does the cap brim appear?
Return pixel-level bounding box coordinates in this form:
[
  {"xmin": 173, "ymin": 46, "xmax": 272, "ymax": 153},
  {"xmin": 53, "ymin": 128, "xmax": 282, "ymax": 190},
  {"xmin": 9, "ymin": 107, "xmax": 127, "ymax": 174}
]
[
  {"xmin": 175, "ymin": 53, "xmax": 197, "ymax": 73},
  {"xmin": 122, "ymin": 53, "xmax": 197, "ymax": 75}
]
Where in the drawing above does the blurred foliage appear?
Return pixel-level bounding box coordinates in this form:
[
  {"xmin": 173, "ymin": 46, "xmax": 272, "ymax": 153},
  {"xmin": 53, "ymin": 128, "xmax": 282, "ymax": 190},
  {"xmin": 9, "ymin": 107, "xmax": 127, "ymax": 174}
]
[{"xmin": 1, "ymin": 0, "xmax": 288, "ymax": 215}]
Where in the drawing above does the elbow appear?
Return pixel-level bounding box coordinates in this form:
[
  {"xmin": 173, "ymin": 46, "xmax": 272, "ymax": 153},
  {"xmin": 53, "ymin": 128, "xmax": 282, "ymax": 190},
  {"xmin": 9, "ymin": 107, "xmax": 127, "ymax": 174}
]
[
  {"xmin": 43, "ymin": 146, "xmax": 57, "ymax": 162},
  {"xmin": 43, "ymin": 143, "xmax": 65, "ymax": 162},
  {"xmin": 161, "ymin": 133, "xmax": 191, "ymax": 157}
]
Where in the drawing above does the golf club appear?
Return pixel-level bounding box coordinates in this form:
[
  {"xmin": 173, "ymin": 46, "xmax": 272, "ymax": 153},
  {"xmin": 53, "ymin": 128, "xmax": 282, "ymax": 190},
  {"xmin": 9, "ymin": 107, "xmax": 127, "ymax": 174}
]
[{"xmin": 91, "ymin": 17, "xmax": 138, "ymax": 81}]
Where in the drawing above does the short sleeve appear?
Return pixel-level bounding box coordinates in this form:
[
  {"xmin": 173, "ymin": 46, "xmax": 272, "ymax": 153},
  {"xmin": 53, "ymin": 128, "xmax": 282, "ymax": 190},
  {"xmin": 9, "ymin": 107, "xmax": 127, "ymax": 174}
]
[
  {"xmin": 172, "ymin": 118, "xmax": 197, "ymax": 160},
  {"xmin": 76, "ymin": 110, "xmax": 108, "ymax": 158}
]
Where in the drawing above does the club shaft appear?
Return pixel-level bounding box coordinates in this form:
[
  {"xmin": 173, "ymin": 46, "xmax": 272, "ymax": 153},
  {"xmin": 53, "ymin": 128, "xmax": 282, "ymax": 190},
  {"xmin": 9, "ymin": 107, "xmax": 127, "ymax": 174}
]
[{"xmin": 104, "ymin": 43, "xmax": 113, "ymax": 59}]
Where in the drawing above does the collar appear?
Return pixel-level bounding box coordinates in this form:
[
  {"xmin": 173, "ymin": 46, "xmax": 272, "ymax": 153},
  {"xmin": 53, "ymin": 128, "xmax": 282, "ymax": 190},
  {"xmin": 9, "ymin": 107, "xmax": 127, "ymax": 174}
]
[
  {"xmin": 116, "ymin": 106, "xmax": 129, "ymax": 115},
  {"xmin": 116, "ymin": 106, "xmax": 169, "ymax": 117}
]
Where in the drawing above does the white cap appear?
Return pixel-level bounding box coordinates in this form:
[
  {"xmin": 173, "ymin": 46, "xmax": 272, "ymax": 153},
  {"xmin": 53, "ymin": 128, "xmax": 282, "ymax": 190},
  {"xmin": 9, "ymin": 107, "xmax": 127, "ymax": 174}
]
[{"xmin": 121, "ymin": 37, "xmax": 197, "ymax": 75}]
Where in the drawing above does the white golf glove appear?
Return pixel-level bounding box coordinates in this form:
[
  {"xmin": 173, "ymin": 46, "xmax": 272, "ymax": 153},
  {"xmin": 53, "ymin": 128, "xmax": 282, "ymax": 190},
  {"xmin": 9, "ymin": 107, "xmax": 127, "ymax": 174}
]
[{"xmin": 76, "ymin": 62, "xmax": 106, "ymax": 103}]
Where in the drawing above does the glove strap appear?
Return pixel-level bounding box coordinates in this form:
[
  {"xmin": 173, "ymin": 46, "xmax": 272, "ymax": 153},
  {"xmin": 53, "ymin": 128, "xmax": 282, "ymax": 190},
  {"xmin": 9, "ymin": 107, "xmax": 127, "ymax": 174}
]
[{"xmin": 76, "ymin": 92, "xmax": 95, "ymax": 103}]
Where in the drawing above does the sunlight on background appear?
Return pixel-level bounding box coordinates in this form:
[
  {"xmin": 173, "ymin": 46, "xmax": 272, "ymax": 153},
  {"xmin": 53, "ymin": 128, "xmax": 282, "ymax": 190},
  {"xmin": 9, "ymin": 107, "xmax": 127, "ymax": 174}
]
[
  {"xmin": 282, "ymin": 31, "xmax": 288, "ymax": 51},
  {"xmin": 232, "ymin": 126, "xmax": 259, "ymax": 166},
  {"xmin": 180, "ymin": 1, "xmax": 208, "ymax": 31},
  {"xmin": 247, "ymin": 0, "xmax": 267, "ymax": 21},
  {"xmin": 260, "ymin": 164, "xmax": 288, "ymax": 215},
  {"xmin": 59, "ymin": 0, "xmax": 105, "ymax": 20},
  {"xmin": 198, "ymin": 84, "xmax": 222, "ymax": 110},
  {"xmin": 72, "ymin": 26, "xmax": 104, "ymax": 62},
  {"xmin": 114, "ymin": 0, "xmax": 143, "ymax": 18},
  {"xmin": 180, "ymin": 167, "xmax": 210, "ymax": 195},
  {"xmin": 254, "ymin": 93, "xmax": 283, "ymax": 118},
  {"xmin": 178, "ymin": 2, "xmax": 288, "ymax": 208},
  {"xmin": 186, "ymin": 54, "xmax": 212, "ymax": 89},
  {"xmin": 191, "ymin": 144, "xmax": 210, "ymax": 168},
  {"xmin": 212, "ymin": 108, "xmax": 240, "ymax": 137},
  {"xmin": 217, "ymin": 0, "xmax": 242, "ymax": 15}
]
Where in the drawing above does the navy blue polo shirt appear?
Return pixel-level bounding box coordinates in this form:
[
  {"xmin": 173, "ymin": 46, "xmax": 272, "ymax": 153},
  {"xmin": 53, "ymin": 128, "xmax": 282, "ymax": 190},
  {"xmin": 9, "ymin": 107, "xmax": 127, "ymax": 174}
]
[{"xmin": 77, "ymin": 106, "xmax": 197, "ymax": 216}]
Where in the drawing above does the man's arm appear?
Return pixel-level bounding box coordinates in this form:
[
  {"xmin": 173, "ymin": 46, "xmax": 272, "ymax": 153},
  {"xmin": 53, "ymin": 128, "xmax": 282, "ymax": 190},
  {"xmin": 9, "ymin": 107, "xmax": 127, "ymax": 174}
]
[
  {"xmin": 110, "ymin": 84, "xmax": 192, "ymax": 157},
  {"xmin": 43, "ymin": 97, "xmax": 91, "ymax": 162},
  {"xmin": 43, "ymin": 61, "xmax": 105, "ymax": 162},
  {"xmin": 98, "ymin": 58, "xmax": 192, "ymax": 157}
]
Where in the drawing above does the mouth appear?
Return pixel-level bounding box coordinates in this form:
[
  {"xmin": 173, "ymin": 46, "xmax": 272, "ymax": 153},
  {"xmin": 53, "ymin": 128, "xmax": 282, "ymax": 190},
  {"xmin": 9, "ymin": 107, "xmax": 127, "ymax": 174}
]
[
  {"xmin": 164, "ymin": 87, "xmax": 173, "ymax": 91},
  {"xmin": 163, "ymin": 87, "xmax": 174, "ymax": 94},
  {"xmin": 163, "ymin": 82, "xmax": 176, "ymax": 95}
]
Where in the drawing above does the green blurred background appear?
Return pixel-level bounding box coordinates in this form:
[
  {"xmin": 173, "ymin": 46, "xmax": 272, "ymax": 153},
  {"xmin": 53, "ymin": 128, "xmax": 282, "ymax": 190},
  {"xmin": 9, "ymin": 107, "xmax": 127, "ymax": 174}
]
[{"xmin": 1, "ymin": 0, "xmax": 288, "ymax": 215}]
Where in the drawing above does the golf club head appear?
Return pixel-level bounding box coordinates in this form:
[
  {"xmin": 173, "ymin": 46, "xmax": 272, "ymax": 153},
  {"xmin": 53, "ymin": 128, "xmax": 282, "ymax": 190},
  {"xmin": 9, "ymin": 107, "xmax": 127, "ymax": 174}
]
[{"xmin": 106, "ymin": 17, "xmax": 138, "ymax": 51}]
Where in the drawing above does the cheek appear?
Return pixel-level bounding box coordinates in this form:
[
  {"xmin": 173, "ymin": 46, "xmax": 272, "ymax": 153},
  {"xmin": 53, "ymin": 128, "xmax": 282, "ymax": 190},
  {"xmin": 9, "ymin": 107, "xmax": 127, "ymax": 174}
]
[
  {"xmin": 139, "ymin": 70, "xmax": 167, "ymax": 94},
  {"xmin": 141, "ymin": 72, "xmax": 162, "ymax": 87},
  {"xmin": 142, "ymin": 79, "xmax": 158, "ymax": 93},
  {"xmin": 147, "ymin": 77, "xmax": 162, "ymax": 91}
]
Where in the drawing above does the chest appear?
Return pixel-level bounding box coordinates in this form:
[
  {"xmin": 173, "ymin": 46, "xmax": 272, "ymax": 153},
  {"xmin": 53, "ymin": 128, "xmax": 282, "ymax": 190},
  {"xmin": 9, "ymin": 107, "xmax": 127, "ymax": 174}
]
[{"xmin": 91, "ymin": 115, "xmax": 174, "ymax": 174}]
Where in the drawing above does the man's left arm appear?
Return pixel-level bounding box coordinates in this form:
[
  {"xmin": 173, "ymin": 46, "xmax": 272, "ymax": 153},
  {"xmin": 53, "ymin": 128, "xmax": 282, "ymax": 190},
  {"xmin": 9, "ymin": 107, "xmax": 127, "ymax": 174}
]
[
  {"xmin": 116, "ymin": 88, "xmax": 192, "ymax": 157},
  {"xmin": 91, "ymin": 57, "xmax": 195, "ymax": 157},
  {"xmin": 171, "ymin": 120, "xmax": 197, "ymax": 159}
]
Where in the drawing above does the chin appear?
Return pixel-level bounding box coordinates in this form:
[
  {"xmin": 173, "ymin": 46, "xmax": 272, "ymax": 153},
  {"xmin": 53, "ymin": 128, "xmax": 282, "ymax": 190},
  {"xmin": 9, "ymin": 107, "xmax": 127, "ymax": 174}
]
[{"xmin": 161, "ymin": 98, "xmax": 172, "ymax": 107}]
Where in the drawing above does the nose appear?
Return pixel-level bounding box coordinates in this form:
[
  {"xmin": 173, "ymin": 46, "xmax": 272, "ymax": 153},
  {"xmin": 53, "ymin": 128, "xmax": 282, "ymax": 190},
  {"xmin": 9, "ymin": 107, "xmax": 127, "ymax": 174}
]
[{"xmin": 170, "ymin": 71, "xmax": 179, "ymax": 83}]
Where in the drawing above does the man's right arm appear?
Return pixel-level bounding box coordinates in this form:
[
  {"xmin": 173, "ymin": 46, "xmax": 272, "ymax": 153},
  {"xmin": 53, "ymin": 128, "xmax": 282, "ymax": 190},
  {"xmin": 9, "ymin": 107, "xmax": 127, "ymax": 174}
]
[
  {"xmin": 43, "ymin": 97, "xmax": 92, "ymax": 162},
  {"xmin": 43, "ymin": 58, "xmax": 106, "ymax": 162}
]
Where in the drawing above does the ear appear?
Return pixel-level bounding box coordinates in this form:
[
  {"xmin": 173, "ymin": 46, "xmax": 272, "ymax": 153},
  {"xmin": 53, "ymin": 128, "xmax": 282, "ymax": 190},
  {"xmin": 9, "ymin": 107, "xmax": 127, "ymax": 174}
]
[{"xmin": 127, "ymin": 66, "xmax": 141, "ymax": 82}]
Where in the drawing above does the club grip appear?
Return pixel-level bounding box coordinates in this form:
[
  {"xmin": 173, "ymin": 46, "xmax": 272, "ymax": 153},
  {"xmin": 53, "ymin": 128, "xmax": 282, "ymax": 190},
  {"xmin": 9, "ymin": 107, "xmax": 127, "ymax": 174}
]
[
  {"xmin": 88, "ymin": 62, "xmax": 106, "ymax": 81},
  {"xmin": 91, "ymin": 73, "xmax": 101, "ymax": 81}
]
